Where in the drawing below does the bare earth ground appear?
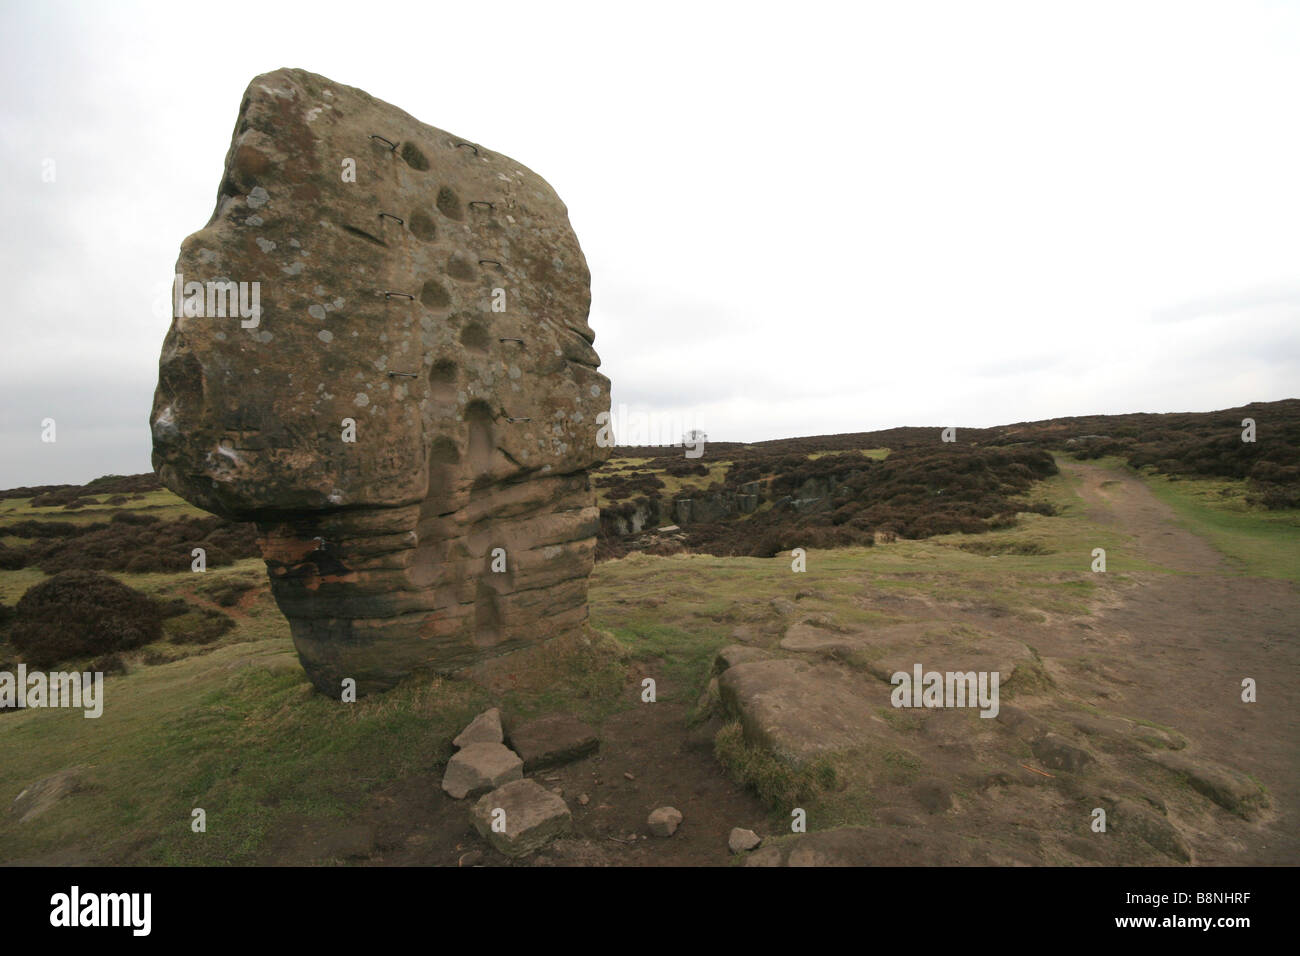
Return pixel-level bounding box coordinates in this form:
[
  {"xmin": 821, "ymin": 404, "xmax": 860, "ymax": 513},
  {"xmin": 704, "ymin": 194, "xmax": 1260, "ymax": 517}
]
[{"xmin": 257, "ymin": 675, "xmax": 770, "ymax": 867}]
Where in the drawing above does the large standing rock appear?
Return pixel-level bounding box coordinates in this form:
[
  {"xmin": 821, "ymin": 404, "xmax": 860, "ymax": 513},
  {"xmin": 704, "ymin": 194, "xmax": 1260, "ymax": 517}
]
[{"xmin": 150, "ymin": 69, "xmax": 610, "ymax": 695}]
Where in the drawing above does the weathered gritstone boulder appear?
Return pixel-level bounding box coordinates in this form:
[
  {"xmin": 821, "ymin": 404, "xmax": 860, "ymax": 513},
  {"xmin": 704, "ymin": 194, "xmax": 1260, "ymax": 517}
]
[
  {"xmin": 453, "ymin": 707, "xmax": 504, "ymax": 748},
  {"xmin": 441, "ymin": 742, "xmax": 523, "ymax": 800},
  {"xmin": 728, "ymin": 827, "xmax": 762, "ymax": 854},
  {"xmin": 717, "ymin": 658, "xmax": 887, "ymax": 767},
  {"xmin": 150, "ymin": 69, "xmax": 610, "ymax": 695},
  {"xmin": 506, "ymin": 713, "xmax": 599, "ymax": 771},
  {"xmin": 647, "ymin": 806, "xmax": 683, "ymax": 837},
  {"xmin": 472, "ymin": 779, "xmax": 572, "ymax": 857}
]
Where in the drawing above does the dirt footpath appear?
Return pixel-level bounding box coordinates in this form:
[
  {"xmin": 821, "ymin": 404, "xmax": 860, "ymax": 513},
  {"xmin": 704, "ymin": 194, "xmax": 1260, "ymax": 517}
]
[{"xmin": 1052, "ymin": 461, "xmax": 1299, "ymax": 863}]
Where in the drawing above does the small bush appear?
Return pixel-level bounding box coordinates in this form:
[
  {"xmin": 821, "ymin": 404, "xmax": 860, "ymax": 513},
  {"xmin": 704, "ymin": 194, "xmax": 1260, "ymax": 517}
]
[
  {"xmin": 18, "ymin": 513, "xmax": 257, "ymax": 574},
  {"xmin": 0, "ymin": 542, "xmax": 26, "ymax": 570},
  {"xmin": 90, "ymin": 653, "xmax": 128, "ymax": 675},
  {"xmin": 110, "ymin": 511, "xmax": 159, "ymax": 526},
  {"xmin": 7, "ymin": 570, "xmax": 165, "ymax": 667},
  {"xmin": 199, "ymin": 577, "xmax": 261, "ymax": 607},
  {"xmin": 163, "ymin": 608, "xmax": 235, "ymax": 645},
  {"xmin": 664, "ymin": 460, "xmax": 709, "ymax": 478}
]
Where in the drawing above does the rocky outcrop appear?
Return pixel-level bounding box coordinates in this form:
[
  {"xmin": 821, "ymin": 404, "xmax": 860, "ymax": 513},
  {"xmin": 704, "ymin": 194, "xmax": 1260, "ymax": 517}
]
[{"xmin": 150, "ymin": 69, "xmax": 610, "ymax": 695}]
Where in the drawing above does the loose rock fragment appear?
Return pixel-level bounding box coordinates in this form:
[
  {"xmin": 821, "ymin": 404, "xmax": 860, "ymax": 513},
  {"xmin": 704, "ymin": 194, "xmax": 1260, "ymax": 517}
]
[
  {"xmin": 472, "ymin": 779, "xmax": 573, "ymax": 858},
  {"xmin": 454, "ymin": 708, "xmax": 503, "ymax": 749},
  {"xmin": 441, "ymin": 743, "xmax": 523, "ymax": 800},
  {"xmin": 647, "ymin": 806, "xmax": 683, "ymax": 837},
  {"xmin": 729, "ymin": 827, "xmax": 762, "ymax": 854}
]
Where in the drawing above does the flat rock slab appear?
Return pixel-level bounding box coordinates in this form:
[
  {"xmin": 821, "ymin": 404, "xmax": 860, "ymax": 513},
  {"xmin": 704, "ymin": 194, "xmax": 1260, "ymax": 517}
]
[
  {"xmin": 714, "ymin": 644, "xmax": 774, "ymax": 673},
  {"xmin": 744, "ymin": 826, "xmax": 999, "ymax": 866},
  {"xmin": 852, "ymin": 623, "xmax": 1036, "ymax": 686},
  {"xmin": 472, "ymin": 779, "xmax": 572, "ymax": 857},
  {"xmin": 1144, "ymin": 751, "xmax": 1269, "ymax": 818},
  {"xmin": 506, "ymin": 714, "xmax": 599, "ymax": 771},
  {"xmin": 779, "ymin": 623, "xmax": 866, "ymax": 657},
  {"xmin": 1108, "ymin": 798, "xmax": 1191, "ymax": 862},
  {"xmin": 454, "ymin": 708, "xmax": 503, "ymax": 748},
  {"xmin": 718, "ymin": 659, "xmax": 887, "ymax": 767},
  {"xmin": 729, "ymin": 624, "xmax": 774, "ymax": 645},
  {"xmin": 1030, "ymin": 733, "xmax": 1095, "ymax": 773},
  {"xmin": 11, "ymin": 767, "xmax": 86, "ymax": 824},
  {"xmin": 441, "ymin": 743, "xmax": 523, "ymax": 799}
]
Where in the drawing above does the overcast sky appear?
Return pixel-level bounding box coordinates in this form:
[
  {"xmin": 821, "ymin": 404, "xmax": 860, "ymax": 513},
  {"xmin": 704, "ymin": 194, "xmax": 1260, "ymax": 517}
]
[{"xmin": 2, "ymin": 0, "xmax": 1298, "ymax": 487}]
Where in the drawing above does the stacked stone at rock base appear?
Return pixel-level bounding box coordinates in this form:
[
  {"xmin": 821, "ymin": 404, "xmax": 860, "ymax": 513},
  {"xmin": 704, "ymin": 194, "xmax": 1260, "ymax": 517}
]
[{"xmin": 150, "ymin": 68, "xmax": 610, "ymax": 695}]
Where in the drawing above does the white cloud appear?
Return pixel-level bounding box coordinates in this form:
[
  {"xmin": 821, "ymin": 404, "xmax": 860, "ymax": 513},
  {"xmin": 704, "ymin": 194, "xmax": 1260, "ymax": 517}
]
[{"xmin": 1, "ymin": 0, "xmax": 1297, "ymax": 485}]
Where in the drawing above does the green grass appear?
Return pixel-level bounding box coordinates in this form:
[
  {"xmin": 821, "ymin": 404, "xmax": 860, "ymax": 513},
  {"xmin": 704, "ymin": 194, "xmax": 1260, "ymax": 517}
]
[
  {"xmin": 0, "ymin": 568, "xmax": 47, "ymax": 604},
  {"xmin": 0, "ymin": 552, "xmax": 508, "ymax": 864},
  {"xmin": 491, "ymin": 628, "xmax": 629, "ymax": 724},
  {"xmin": 601, "ymin": 621, "xmax": 725, "ymax": 702},
  {"xmin": 655, "ymin": 460, "xmax": 733, "ymax": 499},
  {"xmin": 1138, "ymin": 471, "xmax": 1300, "ymax": 582},
  {"xmin": 0, "ymin": 489, "xmax": 206, "ymax": 527},
  {"xmin": 0, "ymin": 618, "xmax": 633, "ymax": 864},
  {"xmin": 713, "ymin": 720, "xmax": 839, "ymax": 808},
  {"xmin": 807, "ymin": 447, "xmax": 891, "ymax": 461},
  {"xmin": 0, "ymin": 639, "xmax": 490, "ymax": 864}
]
